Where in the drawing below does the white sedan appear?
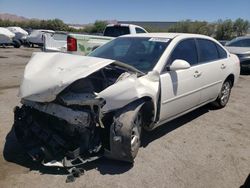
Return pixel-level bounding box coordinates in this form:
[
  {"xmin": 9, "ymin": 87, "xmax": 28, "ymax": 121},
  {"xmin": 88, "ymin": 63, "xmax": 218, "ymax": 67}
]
[{"xmin": 14, "ymin": 33, "xmax": 240, "ymax": 168}]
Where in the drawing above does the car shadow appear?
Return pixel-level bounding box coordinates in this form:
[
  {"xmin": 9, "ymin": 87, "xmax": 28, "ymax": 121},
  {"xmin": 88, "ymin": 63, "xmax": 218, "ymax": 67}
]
[
  {"xmin": 141, "ymin": 105, "xmax": 210, "ymax": 147},
  {"xmin": 3, "ymin": 127, "xmax": 133, "ymax": 176},
  {"xmin": 3, "ymin": 127, "xmax": 68, "ymax": 175},
  {"xmin": 240, "ymin": 173, "xmax": 250, "ymax": 188},
  {"xmin": 240, "ymin": 70, "xmax": 250, "ymax": 75},
  {"xmin": 3, "ymin": 105, "xmax": 212, "ymax": 177}
]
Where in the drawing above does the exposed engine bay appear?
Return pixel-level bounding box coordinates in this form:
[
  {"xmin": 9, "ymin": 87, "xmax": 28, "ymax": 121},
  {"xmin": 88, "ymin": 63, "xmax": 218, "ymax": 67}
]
[
  {"xmin": 13, "ymin": 52, "xmax": 159, "ymax": 169},
  {"xmin": 14, "ymin": 63, "xmax": 135, "ymax": 167}
]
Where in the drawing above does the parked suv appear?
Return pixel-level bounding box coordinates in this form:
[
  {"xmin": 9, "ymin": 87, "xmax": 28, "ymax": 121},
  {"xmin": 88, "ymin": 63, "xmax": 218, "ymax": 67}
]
[{"xmin": 14, "ymin": 33, "xmax": 240, "ymax": 168}]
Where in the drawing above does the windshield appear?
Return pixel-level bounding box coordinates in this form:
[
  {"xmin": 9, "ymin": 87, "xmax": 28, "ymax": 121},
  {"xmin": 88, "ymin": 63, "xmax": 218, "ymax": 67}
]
[{"xmin": 89, "ymin": 37, "xmax": 170, "ymax": 73}]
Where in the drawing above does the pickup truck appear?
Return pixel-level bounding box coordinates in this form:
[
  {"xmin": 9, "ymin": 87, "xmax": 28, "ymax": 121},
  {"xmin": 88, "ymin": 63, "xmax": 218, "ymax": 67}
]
[
  {"xmin": 67, "ymin": 24, "xmax": 147, "ymax": 55},
  {"xmin": 43, "ymin": 31, "xmax": 68, "ymax": 52}
]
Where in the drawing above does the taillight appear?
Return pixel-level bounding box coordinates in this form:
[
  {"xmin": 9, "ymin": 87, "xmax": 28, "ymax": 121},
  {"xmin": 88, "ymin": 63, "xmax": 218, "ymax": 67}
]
[{"xmin": 67, "ymin": 36, "xmax": 77, "ymax": 51}]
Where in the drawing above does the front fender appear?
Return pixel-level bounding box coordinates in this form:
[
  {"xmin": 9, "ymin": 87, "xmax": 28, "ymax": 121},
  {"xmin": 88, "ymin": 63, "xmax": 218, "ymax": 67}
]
[{"xmin": 98, "ymin": 72, "xmax": 160, "ymax": 121}]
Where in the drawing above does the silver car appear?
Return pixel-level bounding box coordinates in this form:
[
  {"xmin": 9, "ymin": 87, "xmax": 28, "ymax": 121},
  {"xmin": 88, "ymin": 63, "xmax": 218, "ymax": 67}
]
[{"xmin": 225, "ymin": 36, "xmax": 250, "ymax": 71}]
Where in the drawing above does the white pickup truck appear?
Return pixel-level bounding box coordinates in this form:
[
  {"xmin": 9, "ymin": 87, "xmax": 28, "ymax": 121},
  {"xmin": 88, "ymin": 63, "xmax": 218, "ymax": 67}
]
[{"xmin": 67, "ymin": 24, "xmax": 147, "ymax": 55}]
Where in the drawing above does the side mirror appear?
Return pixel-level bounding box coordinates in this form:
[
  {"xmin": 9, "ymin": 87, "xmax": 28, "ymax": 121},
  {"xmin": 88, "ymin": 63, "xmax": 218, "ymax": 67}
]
[{"xmin": 169, "ymin": 59, "xmax": 191, "ymax": 71}]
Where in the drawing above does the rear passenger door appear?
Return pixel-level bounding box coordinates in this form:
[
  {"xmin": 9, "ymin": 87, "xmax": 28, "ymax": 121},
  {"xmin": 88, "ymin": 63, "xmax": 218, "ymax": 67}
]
[{"xmin": 196, "ymin": 38, "xmax": 228, "ymax": 103}]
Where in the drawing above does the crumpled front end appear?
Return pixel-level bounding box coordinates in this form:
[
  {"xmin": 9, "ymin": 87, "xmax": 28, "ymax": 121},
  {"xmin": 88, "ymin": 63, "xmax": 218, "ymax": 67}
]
[
  {"xmin": 14, "ymin": 52, "xmax": 160, "ymax": 167},
  {"xmin": 14, "ymin": 97, "xmax": 104, "ymax": 167}
]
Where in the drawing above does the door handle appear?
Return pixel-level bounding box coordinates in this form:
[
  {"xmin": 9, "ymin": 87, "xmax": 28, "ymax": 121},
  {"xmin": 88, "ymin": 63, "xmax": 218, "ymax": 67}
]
[
  {"xmin": 221, "ymin": 64, "xmax": 226, "ymax": 69},
  {"xmin": 194, "ymin": 70, "xmax": 202, "ymax": 78}
]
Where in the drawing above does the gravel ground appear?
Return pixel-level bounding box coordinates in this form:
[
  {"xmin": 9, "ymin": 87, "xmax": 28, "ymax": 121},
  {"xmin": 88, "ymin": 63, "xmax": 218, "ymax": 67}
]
[{"xmin": 0, "ymin": 47, "xmax": 249, "ymax": 188}]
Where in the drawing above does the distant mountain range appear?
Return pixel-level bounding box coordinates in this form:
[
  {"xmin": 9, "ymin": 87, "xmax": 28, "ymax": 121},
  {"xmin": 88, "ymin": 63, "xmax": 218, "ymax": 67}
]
[{"xmin": 0, "ymin": 13, "xmax": 30, "ymax": 22}]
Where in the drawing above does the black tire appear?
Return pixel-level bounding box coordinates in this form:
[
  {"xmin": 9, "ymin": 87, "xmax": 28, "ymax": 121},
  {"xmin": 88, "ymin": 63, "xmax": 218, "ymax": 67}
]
[
  {"xmin": 106, "ymin": 102, "xmax": 143, "ymax": 163},
  {"xmin": 212, "ymin": 80, "xmax": 232, "ymax": 108},
  {"xmin": 13, "ymin": 40, "xmax": 21, "ymax": 48}
]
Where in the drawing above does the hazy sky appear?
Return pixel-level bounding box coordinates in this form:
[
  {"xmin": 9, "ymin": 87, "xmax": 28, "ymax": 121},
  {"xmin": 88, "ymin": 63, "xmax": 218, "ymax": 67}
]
[{"xmin": 0, "ymin": 0, "xmax": 249, "ymax": 24}]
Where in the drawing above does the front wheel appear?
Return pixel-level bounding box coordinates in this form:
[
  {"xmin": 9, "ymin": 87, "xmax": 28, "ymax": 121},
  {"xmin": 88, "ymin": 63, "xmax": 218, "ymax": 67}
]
[
  {"xmin": 212, "ymin": 80, "xmax": 232, "ymax": 108},
  {"xmin": 105, "ymin": 102, "xmax": 143, "ymax": 163}
]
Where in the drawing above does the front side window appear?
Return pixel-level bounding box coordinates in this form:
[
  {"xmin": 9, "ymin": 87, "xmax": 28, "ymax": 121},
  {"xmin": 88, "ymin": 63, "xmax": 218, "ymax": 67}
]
[
  {"xmin": 197, "ymin": 39, "xmax": 219, "ymax": 63},
  {"xmin": 89, "ymin": 37, "xmax": 170, "ymax": 73},
  {"xmin": 168, "ymin": 39, "xmax": 198, "ymax": 66}
]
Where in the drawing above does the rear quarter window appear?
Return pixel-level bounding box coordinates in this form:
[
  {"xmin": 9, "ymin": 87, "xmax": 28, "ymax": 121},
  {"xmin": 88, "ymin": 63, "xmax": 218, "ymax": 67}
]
[
  {"xmin": 216, "ymin": 44, "xmax": 227, "ymax": 59},
  {"xmin": 135, "ymin": 27, "xmax": 146, "ymax": 33}
]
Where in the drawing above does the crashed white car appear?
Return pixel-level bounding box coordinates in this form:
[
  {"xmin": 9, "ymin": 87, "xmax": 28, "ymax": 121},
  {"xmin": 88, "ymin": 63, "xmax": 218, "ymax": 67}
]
[{"xmin": 14, "ymin": 33, "xmax": 240, "ymax": 167}]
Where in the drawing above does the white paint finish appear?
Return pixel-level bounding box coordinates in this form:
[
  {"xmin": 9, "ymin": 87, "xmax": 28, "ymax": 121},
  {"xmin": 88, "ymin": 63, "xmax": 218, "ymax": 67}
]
[
  {"xmin": 19, "ymin": 52, "xmax": 115, "ymax": 102},
  {"xmin": 159, "ymin": 67, "xmax": 201, "ymax": 121},
  {"xmin": 7, "ymin": 27, "xmax": 28, "ymax": 40},
  {"xmin": 169, "ymin": 59, "xmax": 191, "ymax": 71},
  {"xmin": 19, "ymin": 52, "xmax": 159, "ymax": 114},
  {"xmin": 0, "ymin": 27, "xmax": 15, "ymax": 44},
  {"xmin": 198, "ymin": 60, "xmax": 225, "ymax": 103},
  {"xmin": 99, "ymin": 71, "xmax": 160, "ymax": 114},
  {"xmin": 43, "ymin": 32, "xmax": 67, "ymax": 52},
  {"xmin": 19, "ymin": 33, "xmax": 241, "ymax": 129},
  {"xmin": 152, "ymin": 33, "xmax": 230, "ymax": 73},
  {"xmin": 26, "ymin": 29, "xmax": 54, "ymax": 44}
]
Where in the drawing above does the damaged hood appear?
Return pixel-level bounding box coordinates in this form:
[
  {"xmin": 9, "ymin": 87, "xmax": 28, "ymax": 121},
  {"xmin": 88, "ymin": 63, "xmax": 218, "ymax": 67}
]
[{"xmin": 19, "ymin": 52, "xmax": 116, "ymax": 102}]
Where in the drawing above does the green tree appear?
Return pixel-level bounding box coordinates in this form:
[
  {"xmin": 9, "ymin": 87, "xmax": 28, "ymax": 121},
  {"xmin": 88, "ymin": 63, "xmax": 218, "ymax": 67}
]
[
  {"xmin": 167, "ymin": 20, "xmax": 215, "ymax": 36},
  {"xmin": 215, "ymin": 19, "xmax": 234, "ymax": 40},
  {"xmin": 233, "ymin": 18, "xmax": 249, "ymax": 37}
]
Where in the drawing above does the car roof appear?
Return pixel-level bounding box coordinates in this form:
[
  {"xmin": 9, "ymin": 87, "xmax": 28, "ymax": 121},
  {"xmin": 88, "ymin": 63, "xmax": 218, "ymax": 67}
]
[
  {"xmin": 119, "ymin": 32, "xmax": 212, "ymax": 39},
  {"xmin": 107, "ymin": 23, "xmax": 141, "ymax": 27},
  {"xmin": 231, "ymin": 36, "xmax": 250, "ymax": 41},
  {"xmin": 32, "ymin": 29, "xmax": 55, "ymax": 33}
]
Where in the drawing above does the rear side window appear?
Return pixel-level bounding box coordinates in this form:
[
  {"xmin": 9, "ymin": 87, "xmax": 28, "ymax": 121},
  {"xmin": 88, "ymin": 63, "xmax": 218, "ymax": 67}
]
[
  {"xmin": 216, "ymin": 44, "xmax": 227, "ymax": 59},
  {"xmin": 103, "ymin": 26, "xmax": 130, "ymax": 37},
  {"xmin": 168, "ymin": 39, "xmax": 198, "ymax": 66},
  {"xmin": 197, "ymin": 39, "xmax": 219, "ymax": 63},
  {"xmin": 135, "ymin": 27, "xmax": 146, "ymax": 33}
]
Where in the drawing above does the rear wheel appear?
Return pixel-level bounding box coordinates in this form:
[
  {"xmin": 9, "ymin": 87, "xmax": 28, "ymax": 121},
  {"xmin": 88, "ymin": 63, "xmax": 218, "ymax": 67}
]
[
  {"xmin": 212, "ymin": 80, "xmax": 232, "ymax": 108},
  {"xmin": 13, "ymin": 40, "xmax": 21, "ymax": 48}
]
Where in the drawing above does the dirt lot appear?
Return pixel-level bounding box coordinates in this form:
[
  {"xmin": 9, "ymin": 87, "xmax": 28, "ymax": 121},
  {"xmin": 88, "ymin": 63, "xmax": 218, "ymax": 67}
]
[{"xmin": 0, "ymin": 47, "xmax": 249, "ymax": 188}]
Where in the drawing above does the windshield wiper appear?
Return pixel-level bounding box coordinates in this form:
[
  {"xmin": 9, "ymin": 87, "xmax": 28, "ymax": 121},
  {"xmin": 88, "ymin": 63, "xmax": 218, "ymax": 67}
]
[{"xmin": 113, "ymin": 61, "xmax": 145, "ymax": 76}]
